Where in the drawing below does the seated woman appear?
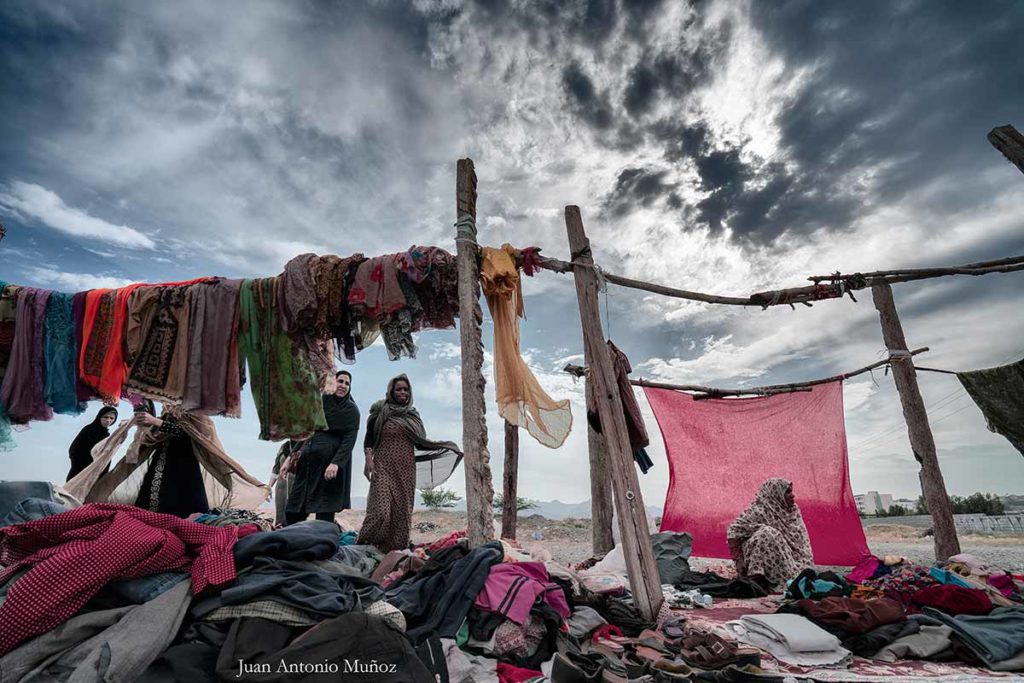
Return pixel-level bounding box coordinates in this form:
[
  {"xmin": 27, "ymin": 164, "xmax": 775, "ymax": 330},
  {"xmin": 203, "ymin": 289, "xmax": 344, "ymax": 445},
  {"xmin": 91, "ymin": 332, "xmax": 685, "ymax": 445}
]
[{"xmin": 727, "ymin": 478, "xmax": 814, "ymax": 587}]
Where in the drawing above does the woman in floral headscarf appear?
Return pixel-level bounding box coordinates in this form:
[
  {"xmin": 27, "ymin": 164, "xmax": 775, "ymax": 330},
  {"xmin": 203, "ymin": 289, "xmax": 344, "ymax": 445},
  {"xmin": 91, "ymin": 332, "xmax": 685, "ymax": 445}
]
[
  {"xmin": 357, "ymin": 375, "xmax": 462, "ymax": 551},
  {"xmin": 727, "ymin": 478, "xmax": 814, "ymax": 587}
]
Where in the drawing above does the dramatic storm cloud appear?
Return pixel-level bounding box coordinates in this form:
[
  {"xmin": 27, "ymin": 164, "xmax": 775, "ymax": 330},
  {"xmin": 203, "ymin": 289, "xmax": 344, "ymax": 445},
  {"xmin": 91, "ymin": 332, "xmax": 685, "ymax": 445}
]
[{"xmin": 2, "ymin": 0, "xmax": 1022, "ymax": 508}]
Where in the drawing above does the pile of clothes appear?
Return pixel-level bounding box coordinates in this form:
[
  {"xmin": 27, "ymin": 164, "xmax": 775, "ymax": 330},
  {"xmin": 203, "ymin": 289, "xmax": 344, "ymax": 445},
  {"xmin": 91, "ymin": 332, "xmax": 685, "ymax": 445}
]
[
  {"xmin": 0, "ymin": 248, "xmax": 460, "ymax": 447},
  {"xmin": 714, "ymin": 557, "xmax": 1024, "ymax": 674}
]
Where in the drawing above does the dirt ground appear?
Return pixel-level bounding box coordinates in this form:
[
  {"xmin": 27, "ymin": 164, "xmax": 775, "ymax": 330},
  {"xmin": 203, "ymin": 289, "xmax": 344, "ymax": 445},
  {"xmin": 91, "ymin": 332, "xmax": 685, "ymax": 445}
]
[{"xmin": 335, "ymin": 510, "xmax": 1024, "ymax": 570}]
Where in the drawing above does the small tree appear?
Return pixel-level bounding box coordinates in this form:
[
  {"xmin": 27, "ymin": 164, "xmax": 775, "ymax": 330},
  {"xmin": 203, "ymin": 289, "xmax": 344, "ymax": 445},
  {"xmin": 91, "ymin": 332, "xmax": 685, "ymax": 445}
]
[
  {"xmin": 492, "ymin": 494, "xmax": 538, "ymax": 513},
  {"xmin": 421, "ymin": 488, "xmax": 462, "ymax": 510}
]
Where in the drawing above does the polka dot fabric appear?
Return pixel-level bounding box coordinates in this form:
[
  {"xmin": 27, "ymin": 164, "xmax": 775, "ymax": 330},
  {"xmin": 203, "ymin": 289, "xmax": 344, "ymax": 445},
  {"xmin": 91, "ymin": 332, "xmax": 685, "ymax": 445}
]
[{"xmin": 0, "ymin": 502, "xmax": 239, "ymax": 656}]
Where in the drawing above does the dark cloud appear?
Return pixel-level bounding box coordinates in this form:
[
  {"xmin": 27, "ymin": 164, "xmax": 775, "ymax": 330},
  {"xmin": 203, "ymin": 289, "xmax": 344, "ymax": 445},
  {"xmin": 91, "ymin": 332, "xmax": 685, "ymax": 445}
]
[
  {"xmin": 561, "ymin": 61, "xmax": 615, "ymax": 130},
  {"xmin": 603, "ymin": 166, "xmax": 676, "ymax": 216}
]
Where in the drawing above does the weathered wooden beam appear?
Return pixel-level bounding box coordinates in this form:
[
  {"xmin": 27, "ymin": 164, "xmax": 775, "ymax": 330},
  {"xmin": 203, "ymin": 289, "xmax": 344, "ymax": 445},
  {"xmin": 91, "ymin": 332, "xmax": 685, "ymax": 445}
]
[
  {"xmin": 584, "ymin": 346, "xmax": 615, "ymax": 555},
  {"xmin": 988, "ymin": 125, "xmax": 1024, "ymax": 175},
  {"xmin": 501, "ymin": 421, "xmax": 519, "ymax": 540},
  {"xmin": 534, "ymin": 253, "xmax": 1024, "ymax": 309},
  {"xmin": 455, "ymin": 158, "xmax": 495, "ymax": 546},
  {"xmin": 564, "ymin": 347, "xmax": 928, "ymax": 398},
  {"xmin": 872, "ymin": 284, "xmax": 960, "ymax": 561},
  {"xmin": 565, "ymin": 205, "xmax": 663, "ymax": 621}
]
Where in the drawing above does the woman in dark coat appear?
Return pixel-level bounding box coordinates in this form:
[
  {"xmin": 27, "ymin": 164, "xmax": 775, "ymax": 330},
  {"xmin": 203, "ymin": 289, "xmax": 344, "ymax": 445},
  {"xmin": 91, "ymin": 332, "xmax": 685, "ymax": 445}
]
[
  {"xmin": 357, "ymin": 374, "xmax": 462, "ymax": 551},
  {"xmin": 66, "ymin": 407, "xmax": 118, "ymax": 481},
  {"xmin": 285, "ymin": 371, "xmax": 360, "ymax": 525}
]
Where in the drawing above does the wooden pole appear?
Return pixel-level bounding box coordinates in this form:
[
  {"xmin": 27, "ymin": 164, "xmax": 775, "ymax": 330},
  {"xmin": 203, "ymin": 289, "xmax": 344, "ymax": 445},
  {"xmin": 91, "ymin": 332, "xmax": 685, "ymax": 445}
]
[
  {"xmin": 533, "ymin": 253, "xmax": 1024, "ymax": 309},
  {"xmin": 456, "ymin": 158, "xmax": 495, "ymax": 546},
  {"xmin": 565, "ymin": 205, "xmax": 663, "ymax": 620},
  {"xmin": 584, "ymin": 343, "xmax": 615, "ymax": 555},
  {"xmin": 988, "ymin": 125, "xmax": 1024, "ymax": 175},
  {"xmin": 872, "ymin": 284, "xmax": 960, "ymax": 560},
  {"xmin": 501, "ymin": 421, "xmax": 519, "ymax": 540}
]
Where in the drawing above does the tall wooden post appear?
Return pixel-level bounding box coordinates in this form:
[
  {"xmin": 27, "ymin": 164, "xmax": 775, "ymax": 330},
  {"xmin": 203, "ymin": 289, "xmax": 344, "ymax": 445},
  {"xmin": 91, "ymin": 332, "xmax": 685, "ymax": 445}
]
[
  {"xmin": 565, "ymin": 206, "xmax": 663, "ymax": 620},
  {"xmin": 502, "ymin": 421, "xmax": 519, "ymax": 539},
  {"xmin": 456, "ymin": 158, "xmax": 495, "ymax": 546},
  {"xmin": 585, "ymin": 352, "xmax": 615, "ymax": 555},
  {"xmin": 988, "ymin": 125, "xmax": 1024, "ymax": 175},
  {"xmin": 872, "ymin": 283, "xmax": 961, "ymax": 560}
]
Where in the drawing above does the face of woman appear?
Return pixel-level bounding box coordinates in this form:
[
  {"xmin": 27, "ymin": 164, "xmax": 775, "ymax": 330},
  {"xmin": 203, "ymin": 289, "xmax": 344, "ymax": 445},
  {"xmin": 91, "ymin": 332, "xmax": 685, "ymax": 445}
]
[
  {"xmin": 335, "ymin": 374, "xmax": 351, "ymax": 397},
  {"xmin": 392, "ymin": 381, "xmax": 410, "ymax": 405},
  {"xmin": 784, "ymin": 486, "xmax": 795, "ymax": 508},
  {"xmin": 100, "ymin": 412, "xmax": 116, "ymax": 428}
]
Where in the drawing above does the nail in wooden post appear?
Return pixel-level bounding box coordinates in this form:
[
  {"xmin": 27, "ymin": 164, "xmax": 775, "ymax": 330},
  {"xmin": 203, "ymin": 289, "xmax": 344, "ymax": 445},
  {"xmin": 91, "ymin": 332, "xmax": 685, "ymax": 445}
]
[
  {"xmin": 872, "ymin": 283, "xmax": 961, "ymax": 560},
  {"xmin": 502, "ymin": 421, "xmax": 519, "ymax": 540},
  {"xmin": 456, "ymin": 158, "xmax": 495, "ymax": 546},
  {"xmin": 565, "ymin": 205, "xmax": 663, "ymax": 620}
]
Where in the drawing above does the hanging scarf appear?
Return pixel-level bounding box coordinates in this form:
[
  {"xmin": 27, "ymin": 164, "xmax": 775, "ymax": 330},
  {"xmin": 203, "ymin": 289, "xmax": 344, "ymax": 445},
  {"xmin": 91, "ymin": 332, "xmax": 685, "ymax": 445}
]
[
  {"xmin": 0, "ymin": 287, "xmax": 53, "ymax": 424},
  {"xmin": 727, "ymin": 478, "xmax": 813, "ymax": 585},
  {"xmin": 79, "ymin": 288, "xmax": 116, "ymax": 398},
  {"xmin": 367, "ymin": 374, "xmax": 462, "ymax": 490},
  {"xmin": 70, "ymin": 291, "xmax": 93, "ymax": 403},
  {"xmin": 182, "ymin": 279, "xmax": 243, "ymax": 417},
  {"xmin": 481, "ymin": 245, "xmax": 572, "ymax": 449},
  {"xmin": 238, "ymin": 277, "xmax": 326, "ymax": 441},
  {"xmin": 44, "ymin": 291, "xmax": 86, "ymax": 415}
]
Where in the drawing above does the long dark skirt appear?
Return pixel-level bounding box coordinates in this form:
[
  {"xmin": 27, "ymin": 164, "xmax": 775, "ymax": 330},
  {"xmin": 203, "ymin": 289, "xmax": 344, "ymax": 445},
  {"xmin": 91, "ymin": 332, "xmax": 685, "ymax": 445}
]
[{"xmin": 135, "ymin": 432, "xmax": 210, "ymax": 518}]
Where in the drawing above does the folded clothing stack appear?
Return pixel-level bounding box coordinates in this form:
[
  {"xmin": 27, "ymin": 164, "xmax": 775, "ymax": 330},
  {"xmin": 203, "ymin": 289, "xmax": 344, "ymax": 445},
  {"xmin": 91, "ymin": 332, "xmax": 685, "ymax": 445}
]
[{"xmin": 726, "ymin": 613, "xmax": 852, "ymax": 668}]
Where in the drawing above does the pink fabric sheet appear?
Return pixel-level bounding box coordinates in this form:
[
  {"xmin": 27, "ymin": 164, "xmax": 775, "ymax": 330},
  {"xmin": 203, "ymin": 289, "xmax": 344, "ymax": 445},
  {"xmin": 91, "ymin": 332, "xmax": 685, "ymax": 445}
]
[{"xmin": 645, "ymin": 381, "xmax": 869, "ymax": 566}]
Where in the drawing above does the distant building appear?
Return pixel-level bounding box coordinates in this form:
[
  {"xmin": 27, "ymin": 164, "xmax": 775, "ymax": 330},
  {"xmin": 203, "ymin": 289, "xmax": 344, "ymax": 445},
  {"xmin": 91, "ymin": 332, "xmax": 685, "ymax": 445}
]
[{"xmin": 855, "ymin": 491, "xmax": 896, "ymax": 515}]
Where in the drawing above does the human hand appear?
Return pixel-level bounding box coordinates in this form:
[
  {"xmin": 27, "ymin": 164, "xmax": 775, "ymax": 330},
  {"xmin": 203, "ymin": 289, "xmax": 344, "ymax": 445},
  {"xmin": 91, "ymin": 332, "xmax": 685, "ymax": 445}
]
[
  {"xmin": 134, "ymin": 412, "xmax": 162, "ymax": 428},
  {"xmin": 324, "ymin": 464, "xmax": 339, "ymax": 481}
]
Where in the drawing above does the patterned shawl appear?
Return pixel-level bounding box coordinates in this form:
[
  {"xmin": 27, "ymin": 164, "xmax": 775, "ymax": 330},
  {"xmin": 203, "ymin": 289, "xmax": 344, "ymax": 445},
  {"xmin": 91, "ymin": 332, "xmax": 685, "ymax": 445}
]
[
  {"xmin": 727, "ymin": 478, "xmax": 813, "ymax": 579},
  {"xmin": 367, "ymin": 374, "xmax": 463, "ymax": 490}
]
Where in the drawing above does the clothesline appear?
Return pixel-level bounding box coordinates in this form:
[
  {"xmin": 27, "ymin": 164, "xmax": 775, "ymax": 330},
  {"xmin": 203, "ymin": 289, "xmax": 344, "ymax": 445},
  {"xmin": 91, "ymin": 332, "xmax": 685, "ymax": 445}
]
[
  {"xmin": 526, "ymin": 250, "xmax": 1024, "ymax": 309},
  {"xmin": 563, "ymin": 347, "xmax": 930, "ymax": 399}
]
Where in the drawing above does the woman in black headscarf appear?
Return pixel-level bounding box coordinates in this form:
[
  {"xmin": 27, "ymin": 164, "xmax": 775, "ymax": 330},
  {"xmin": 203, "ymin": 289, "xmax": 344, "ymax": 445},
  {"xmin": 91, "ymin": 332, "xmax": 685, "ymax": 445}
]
[
  {"xmin": 285, "ymin": 370, "xmax": 360, "ymax": 525},
  {"xmin": 66, "ymin": 407, "xmax": 118, "ymax": 481},
  {"xmin": 357, "ymin": 374, "xmax": 462, "ymax": 551}
]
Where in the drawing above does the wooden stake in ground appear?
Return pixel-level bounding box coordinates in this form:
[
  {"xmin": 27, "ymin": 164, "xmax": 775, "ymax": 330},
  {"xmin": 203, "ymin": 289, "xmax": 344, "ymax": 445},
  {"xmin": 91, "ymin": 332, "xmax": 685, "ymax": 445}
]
[
  {"xmin": 872, "ymin": 283, "xmax": 960, "ymax": 560},
  {"xmin": 502, "ymin": 421, "xmax": 519, "ymax": 540},
  {"xmin": 585, "ymin": 347, "xmax": 615, "ymax": 555},
  {"xmin": 455, "ymin": 158, "xmax": 495, "ymax": 546},
  {"xmin": 988, "ymin": 125, "xmax": 1024, "ymax": 175},
  {"xmin": 565, "ymin": 205, "xmax": 663, "ymax": 620}
]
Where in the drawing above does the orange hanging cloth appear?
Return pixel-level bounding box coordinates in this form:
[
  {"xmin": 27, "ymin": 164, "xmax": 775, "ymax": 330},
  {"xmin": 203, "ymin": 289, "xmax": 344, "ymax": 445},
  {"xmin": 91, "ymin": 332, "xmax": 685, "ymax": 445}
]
[
  {"xmin": 81, "ymin": 279, "xmax": 213, "ymax": 403},
  {"xmin": 481, "ymin": 244, "xmax": 572, "ymax": 448}
]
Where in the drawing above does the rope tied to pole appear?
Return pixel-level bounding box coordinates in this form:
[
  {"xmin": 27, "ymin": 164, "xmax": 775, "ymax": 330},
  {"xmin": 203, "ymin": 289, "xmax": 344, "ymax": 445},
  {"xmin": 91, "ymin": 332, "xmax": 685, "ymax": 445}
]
[{"xmin": 454, "ymin": 214, "xmax": 477, "ymax": 241}]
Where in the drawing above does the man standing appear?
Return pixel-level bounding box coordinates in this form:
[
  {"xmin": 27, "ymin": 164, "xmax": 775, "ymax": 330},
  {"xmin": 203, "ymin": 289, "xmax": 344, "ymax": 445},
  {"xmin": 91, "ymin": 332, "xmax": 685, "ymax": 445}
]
[{"xmin": 285, "ymin": 370, "xmax": 360, "ymax": 525}]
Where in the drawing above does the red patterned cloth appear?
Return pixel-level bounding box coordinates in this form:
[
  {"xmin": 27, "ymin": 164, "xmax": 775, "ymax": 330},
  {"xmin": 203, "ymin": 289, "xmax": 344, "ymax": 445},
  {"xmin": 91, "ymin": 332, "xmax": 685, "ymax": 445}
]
[
  {"xmin": 496, "ymin": 662, "xmax": 543, "ymax": 683},
  {"xmin": 0, "ymin": 503, "xmax": 239, "ymax": 655}
]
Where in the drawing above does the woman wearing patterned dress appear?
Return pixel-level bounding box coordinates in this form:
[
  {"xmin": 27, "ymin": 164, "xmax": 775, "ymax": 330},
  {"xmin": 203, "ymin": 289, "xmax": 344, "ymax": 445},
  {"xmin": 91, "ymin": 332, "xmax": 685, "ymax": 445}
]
[
  {"xmin": 132, "ymin": 408, "xmax": 210, "ymax": 518},
  {"xmin": 357, "ymin": 375, "xmax": 462, "ymax": 551},
  {"xmin": 727, "ymin": 478, "xmax": 814, "ymax": 588}
]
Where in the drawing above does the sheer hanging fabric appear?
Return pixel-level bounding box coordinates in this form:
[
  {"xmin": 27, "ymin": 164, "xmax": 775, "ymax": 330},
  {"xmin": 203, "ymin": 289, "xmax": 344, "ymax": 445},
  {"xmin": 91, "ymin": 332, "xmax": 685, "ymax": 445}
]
[{"xmin": 481, "ymin": 245, "xmax": 572, "ymax": 449}]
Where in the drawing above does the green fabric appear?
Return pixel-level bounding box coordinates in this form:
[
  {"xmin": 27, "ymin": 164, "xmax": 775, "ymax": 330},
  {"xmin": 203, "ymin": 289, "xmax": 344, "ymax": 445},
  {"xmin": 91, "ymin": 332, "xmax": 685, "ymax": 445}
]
[
  {"xmin": 455, "ymin": 619, "xmax": 470, "ymax": 648},
  {"xmin": 957, "ymin": 359, "xmax": 1024, "ymax": 457},
  {"xmin": 238, "ymin": 278, "xmax": 326, "ymax": 441}
]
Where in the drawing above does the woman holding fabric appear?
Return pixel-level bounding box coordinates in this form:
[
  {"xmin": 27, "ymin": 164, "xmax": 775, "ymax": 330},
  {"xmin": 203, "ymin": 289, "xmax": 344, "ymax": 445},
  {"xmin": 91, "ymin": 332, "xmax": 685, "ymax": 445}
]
[
  {"xmin": 285, "ymin": 370, "xmax": 360, "ymax": 525},
  {"xmin": 66, "ymin": 407, "xmax": 118, "ymax": 481},
  {"xmin": 358, "ymin": 375, "xmax": 462, "ymax": 551},
  {"xmin": 727, "ymin": 478, "xmax": 814, "ymax": 588}
]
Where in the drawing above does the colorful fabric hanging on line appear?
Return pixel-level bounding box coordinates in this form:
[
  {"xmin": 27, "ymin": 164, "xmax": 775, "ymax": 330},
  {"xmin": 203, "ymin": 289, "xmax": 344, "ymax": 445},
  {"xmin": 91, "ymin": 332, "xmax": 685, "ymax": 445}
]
[
  {"xmin": 481, "ymin": 245, "xmax": 572, "ymax": 449},
  {"xmin": 645, "ymin": 381, "xmax": 868, "ymax": 566},
  {"xmin": 238, "ymin": 277, "xmax": 326, "ymax": 441},
  {"xmin": 957, "ymin": 358, "xmax": 1024, "ymax": 458},
  {"xmin": 43, "ymin": 291, "xmax": 86, "ymax": 416},
  {"xmin": 0, "ymin": 286, "xmax": 53, "ymax": 424}
]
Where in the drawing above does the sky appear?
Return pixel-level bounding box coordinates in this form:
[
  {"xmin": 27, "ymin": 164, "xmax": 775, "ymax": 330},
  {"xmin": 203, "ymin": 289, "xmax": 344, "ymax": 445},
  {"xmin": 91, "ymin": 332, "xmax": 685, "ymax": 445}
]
[{"xmin": 1, "ymin": 0, "xmax": 1023, "ymax": 511}]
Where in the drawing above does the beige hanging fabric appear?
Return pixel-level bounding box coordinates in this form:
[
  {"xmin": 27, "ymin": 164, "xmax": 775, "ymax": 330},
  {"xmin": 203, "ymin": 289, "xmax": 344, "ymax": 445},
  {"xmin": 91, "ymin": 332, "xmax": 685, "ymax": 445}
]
[{"xmin": 481, "ymin": 245, "xmax": 572, "ymax": 448}]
